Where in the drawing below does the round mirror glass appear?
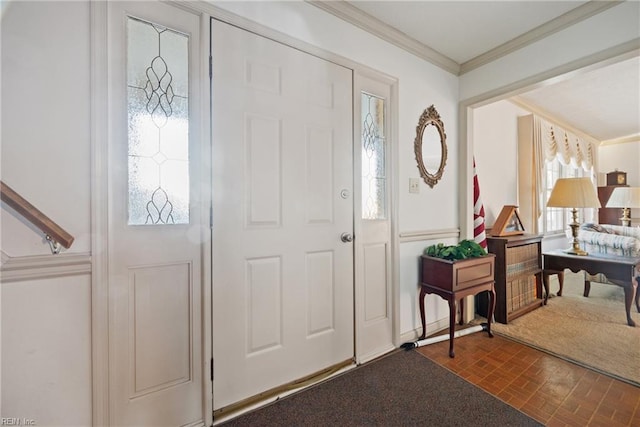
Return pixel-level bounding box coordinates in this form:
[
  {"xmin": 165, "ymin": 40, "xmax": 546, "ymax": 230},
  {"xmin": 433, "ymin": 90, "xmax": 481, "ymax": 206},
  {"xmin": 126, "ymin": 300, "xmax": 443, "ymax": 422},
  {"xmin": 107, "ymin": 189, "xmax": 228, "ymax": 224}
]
[{"xmin": 421, "ymin": 123, "xmax": 443, "ymax": 174}]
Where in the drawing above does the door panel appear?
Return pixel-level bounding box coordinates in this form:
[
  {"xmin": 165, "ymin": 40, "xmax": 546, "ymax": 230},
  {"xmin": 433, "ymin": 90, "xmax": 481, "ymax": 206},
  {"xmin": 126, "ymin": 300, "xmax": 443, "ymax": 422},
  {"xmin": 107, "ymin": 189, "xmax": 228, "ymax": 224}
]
[
  {"xmin": 355, "ymin": 78, "xmax": 394, "ymax": 362},
  {"xmin": 108, "ymin": 2, "xmax": 204, "ymax": 425},
  {"xmin": 211, "ymin": 19, "xmax": 354, "ymax": 410}
]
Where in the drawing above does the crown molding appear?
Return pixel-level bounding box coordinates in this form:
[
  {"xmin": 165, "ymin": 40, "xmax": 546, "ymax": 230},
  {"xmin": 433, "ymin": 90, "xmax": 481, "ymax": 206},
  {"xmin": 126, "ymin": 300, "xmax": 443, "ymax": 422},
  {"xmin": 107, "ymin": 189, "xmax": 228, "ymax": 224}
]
[
  {"xmin": 600, "ymin": 134, "xmax": 640, "ymax": 145},
  {"xmin": 306, "ymin": 0, "xmax": 460, "ymax": 75},
  {"xmin": 461, "ymin": 39, "xmax": 640, "ymax": 108},
  {"xmin": 308, "ymin": 1, "xmax": 622, "ymax": 77},
  {"xmin": 459, "ymin": 1, "xmax": 623, "ymax": 74}
]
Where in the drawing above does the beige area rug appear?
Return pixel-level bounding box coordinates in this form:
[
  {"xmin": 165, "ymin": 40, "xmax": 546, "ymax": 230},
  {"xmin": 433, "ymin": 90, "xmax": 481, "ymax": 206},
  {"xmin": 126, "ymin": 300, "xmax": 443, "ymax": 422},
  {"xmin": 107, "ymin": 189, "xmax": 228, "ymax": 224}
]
[{"xmin": 490, "ymin": 271, "xmax": 640, "ymax": 386}]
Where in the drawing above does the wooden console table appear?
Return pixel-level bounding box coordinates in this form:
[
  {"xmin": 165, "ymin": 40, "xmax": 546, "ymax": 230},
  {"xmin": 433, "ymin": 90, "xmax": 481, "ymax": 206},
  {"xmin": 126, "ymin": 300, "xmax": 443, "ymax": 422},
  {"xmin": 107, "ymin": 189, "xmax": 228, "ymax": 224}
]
[
  {"xmin": 542, "ymin": 250, "xmax": 640, "ymax": 326},
  {"xmin": 419, "ymin": 254, "xmax": 496, "ymax": 358}
]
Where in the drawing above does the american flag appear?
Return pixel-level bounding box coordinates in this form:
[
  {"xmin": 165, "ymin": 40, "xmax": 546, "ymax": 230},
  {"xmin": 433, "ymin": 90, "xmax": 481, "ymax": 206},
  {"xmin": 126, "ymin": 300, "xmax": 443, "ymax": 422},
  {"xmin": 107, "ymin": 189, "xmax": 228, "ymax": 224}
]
[{"xmin": 473, "ymin": 158, "xmax": 487, "ymax": 249}]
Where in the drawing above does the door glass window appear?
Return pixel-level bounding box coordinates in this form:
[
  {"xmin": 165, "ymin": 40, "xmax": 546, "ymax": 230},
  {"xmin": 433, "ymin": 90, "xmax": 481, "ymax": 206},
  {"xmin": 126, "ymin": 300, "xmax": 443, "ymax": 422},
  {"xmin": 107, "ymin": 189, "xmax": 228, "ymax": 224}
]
[
  {"xmin": 127, "ymin": 17, "xmax": 189, "ymax": 225},
  {"xmin": 361, "ymin": 93, "xmax": 386, "ymax": 220}
]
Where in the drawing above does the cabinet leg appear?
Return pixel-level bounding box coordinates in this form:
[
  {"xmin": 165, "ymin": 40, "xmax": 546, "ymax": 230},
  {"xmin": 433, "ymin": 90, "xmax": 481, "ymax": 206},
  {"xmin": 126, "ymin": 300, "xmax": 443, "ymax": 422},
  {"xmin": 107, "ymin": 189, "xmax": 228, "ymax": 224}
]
[
  {"xmin": 458, "ymin": 298, "xmax": 464, "ymax": 325},
  {"xmin": 418, "ymin": 286, "xmax": 427, "ymax": 340},
  {"xmin": 448, "ymin": 299, "xmax": 456, "ymax": 358}
]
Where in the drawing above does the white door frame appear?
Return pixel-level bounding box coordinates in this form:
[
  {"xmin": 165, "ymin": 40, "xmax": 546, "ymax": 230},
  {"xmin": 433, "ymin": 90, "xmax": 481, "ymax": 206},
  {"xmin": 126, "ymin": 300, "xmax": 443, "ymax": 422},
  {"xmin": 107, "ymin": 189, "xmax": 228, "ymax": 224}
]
[{"xmin": 91, "ymin": 2, "xmax": 398, "ymax": 424}]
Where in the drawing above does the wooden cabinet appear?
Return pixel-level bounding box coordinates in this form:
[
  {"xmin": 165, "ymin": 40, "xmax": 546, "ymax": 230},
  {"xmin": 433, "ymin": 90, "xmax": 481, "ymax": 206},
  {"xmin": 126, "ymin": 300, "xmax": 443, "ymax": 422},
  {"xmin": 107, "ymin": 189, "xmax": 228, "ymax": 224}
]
[
  {"xmin": 478, "ymin": 234, "xmax": 543, "ymax": 324},
  {"xmin": 598, "ymin": 185, "xmax": 628, "ymax": 225}
]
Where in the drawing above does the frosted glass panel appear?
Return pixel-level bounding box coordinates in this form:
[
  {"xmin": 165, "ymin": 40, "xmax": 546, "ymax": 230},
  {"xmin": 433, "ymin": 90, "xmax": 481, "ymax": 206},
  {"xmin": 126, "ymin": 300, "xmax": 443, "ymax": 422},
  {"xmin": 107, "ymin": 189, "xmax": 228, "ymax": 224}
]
[
  {"xmin": 127, "ymin": 17, "xmax": 189, "ymax": 225},
  {"xmin": 361, "ymin": 93, "xmax": 386, "ymax": 220}
]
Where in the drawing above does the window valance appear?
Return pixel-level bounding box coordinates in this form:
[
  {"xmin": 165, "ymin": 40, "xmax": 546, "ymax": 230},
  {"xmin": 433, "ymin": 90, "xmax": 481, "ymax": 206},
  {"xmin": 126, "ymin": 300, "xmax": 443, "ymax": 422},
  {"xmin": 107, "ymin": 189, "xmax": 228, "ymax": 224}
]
[{"xmin": 538, "ymin": 116, "xmax": 595, "ymax": 171}]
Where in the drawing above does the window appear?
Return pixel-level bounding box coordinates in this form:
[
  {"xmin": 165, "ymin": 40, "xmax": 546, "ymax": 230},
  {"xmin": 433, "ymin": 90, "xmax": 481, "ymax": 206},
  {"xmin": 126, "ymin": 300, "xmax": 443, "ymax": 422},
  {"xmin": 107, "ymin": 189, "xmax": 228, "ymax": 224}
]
[
  {"xmin": 517, "ymin": 114, "xmax": 597, "ymax": 236},
  {"xmin": 127, "ymin": 17, "xmax": 190, "ymax": 225},
  {"xmin": 539, "ymin": 158, "xmax": 594, "ymax": 235},
  {"xmin": 361, "ymin": 92, "xmax": 387, "ymax": 220}
]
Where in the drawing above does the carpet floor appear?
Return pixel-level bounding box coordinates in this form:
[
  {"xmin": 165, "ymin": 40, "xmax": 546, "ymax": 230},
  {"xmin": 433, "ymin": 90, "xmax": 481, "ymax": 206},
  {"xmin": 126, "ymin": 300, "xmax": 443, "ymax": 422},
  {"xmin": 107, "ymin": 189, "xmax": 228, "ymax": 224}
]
[
  {"xmin": 219, "ymin": 350, "xmax": 541, "ymax": 426},
  {"xmin": 491, "ymin": 271, "xmax": 640, "ymax": 386}
]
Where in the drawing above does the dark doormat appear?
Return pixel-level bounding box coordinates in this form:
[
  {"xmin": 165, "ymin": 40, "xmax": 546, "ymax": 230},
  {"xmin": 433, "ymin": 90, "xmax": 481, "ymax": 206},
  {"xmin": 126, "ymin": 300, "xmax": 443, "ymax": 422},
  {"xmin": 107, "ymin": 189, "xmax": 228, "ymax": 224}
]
[{"xmin": 218, "ymin": 349, "xmax": 541, "ymax": 426}]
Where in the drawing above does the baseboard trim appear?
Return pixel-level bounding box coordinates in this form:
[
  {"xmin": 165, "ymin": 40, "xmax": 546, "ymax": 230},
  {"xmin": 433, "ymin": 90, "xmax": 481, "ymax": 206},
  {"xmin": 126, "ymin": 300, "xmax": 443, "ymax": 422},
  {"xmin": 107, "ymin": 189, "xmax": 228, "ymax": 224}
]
[{"xmin": 399, "ymin": 317, "xmax": 450, "ymax": 346}]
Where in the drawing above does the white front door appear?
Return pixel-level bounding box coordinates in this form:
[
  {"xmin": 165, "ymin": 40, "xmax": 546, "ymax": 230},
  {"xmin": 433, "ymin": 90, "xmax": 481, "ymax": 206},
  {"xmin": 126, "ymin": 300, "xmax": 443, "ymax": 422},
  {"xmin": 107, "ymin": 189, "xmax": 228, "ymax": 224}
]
[
  {"xmin": 211, "ymin": 20, "xmax": 354, "ymax": 410},
  {"xmin": 108, "ymin": 2, "xmax": 206, "ymax": 425}
]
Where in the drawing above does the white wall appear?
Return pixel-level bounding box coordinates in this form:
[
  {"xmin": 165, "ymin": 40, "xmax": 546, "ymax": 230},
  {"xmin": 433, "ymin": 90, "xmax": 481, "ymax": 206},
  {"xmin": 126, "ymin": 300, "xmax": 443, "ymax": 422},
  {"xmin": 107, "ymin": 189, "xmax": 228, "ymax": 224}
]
[
  {"xmin": 2, "ymin": 276, "xmax": 92, "ymax": 426},
  {"xmin": 1, "ymin": 1, "xmax": 92, "ymax": 425},
  {"xmin": 1, "ymin": 1, "xmax": 91, "ymax": 256},
  {"xmin": 472, "ymin": 100, "xmax": 530, "ymax": 227},
  {"xmin": 598, "ymin": 141, "xmax": 640, "ymax": 187}
]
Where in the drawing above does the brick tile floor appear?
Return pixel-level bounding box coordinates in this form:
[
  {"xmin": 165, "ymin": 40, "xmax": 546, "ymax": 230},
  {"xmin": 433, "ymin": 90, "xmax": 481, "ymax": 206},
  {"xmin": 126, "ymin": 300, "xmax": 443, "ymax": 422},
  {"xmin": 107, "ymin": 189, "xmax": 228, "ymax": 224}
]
[{"xmin": 417, "ymin": 331, "xmax": 640, "ymax": 426}]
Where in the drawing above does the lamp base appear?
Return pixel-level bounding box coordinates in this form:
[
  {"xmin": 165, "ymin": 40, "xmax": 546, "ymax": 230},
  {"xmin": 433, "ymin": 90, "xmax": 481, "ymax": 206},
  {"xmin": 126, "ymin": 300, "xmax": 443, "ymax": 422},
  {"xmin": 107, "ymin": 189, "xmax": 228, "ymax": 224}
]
[
  {"xmin": 568, "ymin": 212, "xmax": 588, "ymax": 256},
  {"xmin": 620, "ymin": 208, "xmax": 631, "ymax": 227}
]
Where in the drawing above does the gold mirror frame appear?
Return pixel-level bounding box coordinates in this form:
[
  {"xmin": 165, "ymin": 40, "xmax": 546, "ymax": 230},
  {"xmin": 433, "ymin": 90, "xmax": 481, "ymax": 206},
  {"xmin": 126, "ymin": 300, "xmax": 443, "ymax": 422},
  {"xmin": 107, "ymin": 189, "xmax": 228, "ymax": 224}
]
[{"xmin": 414, "ymin": 105, "xmax": 448, "ymax": 188}]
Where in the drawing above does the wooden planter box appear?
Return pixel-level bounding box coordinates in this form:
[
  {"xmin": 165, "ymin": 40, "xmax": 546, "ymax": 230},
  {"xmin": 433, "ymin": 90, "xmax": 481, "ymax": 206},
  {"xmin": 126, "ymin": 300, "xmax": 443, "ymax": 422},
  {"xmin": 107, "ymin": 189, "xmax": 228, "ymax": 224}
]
[{"xmin": 420, "ymin": 254, "xmax": 496, "ymax": 291}]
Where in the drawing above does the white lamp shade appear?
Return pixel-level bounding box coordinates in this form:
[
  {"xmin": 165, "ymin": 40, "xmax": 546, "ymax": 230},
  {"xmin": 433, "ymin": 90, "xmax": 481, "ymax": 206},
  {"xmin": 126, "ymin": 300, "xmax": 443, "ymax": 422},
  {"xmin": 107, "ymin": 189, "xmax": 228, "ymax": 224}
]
[
  {"xmin": 605, "ymin": 187, "xmax": 640, "ymax": 208},
  {"xmin": 547, "ymin": 177, "xmax": 601, "ymax": 208}
]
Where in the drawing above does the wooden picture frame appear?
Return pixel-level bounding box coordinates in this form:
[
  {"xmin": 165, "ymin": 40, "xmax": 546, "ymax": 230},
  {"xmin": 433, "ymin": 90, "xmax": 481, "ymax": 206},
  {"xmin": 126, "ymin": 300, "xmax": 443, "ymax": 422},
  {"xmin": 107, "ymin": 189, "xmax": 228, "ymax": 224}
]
[{"xmin": 491, "ymin": 205, "xmax": 525, "ymax": 236}]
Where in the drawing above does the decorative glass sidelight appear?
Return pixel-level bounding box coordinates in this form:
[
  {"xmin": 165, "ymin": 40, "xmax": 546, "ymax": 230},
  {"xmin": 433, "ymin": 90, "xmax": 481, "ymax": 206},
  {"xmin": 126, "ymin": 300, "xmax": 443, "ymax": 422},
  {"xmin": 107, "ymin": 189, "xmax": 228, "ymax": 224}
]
[
  {"xmin": 127, "ymin": 17, "xmax": 189, "ymax": 225},
  {"xmin": 361, "ymin": 93, "xmax": 387, "ymax": 220}
]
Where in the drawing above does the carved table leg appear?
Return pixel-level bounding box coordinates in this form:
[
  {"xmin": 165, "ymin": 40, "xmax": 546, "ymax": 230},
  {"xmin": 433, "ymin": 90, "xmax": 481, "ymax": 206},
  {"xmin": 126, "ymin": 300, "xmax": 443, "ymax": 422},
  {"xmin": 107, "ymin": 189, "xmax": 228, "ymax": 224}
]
[
  {"xmin": 448, "ymin": 299, "xmax": 456, "ymax": 358},
  {"xmin": 557, "ymin": 271, "xmax": 564, "ymax": 296},
  {"xmin": 584, "ymin": 280, "xmax": 591, "ymax": 297},
  {"xmin": 458, "ymin": 298, "xmax": 464, "ymax": 326},
  {"xmin": 418, "ymin": 286, "xmax": 428, "ymax": 340},
  {"xmin": 623, "ymin": 279, "xmax": 637, "ymax": 327},
  {"xmin": 636, "ymin": 276, "xmax": 640, "ymax": 313},
  {"xmin": 542, "ymin": 272, "xmax": 551, "ymax": 305},
  {"xmin": 486, "ymin": 287, "xmax": 495, "ymax": 338}
]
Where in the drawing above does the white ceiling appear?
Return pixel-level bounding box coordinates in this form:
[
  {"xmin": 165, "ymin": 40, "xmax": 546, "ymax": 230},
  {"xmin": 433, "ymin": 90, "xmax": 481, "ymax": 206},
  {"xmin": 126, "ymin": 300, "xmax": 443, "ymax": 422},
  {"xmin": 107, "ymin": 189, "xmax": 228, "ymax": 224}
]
[{"xmin": 325, "ymin": 1, "xmax": 640, "ymax": 143}]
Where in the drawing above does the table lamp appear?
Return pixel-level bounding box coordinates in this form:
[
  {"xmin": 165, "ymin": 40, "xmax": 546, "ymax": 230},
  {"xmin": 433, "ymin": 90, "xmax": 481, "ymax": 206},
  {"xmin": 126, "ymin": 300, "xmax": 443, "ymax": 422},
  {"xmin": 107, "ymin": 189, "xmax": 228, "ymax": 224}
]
[
  {"xmin": 605, "ymin": 187, "xmax": 640, "ymax": 227},
  {"xmin": 546, "ymin": 177, "xmax": 601, "ymax": 256}
]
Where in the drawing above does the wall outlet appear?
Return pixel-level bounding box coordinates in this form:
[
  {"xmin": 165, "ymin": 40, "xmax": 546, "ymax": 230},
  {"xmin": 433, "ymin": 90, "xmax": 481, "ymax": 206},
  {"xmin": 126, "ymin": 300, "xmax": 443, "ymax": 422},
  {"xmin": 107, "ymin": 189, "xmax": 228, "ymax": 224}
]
[{"xmin": 409, "ymin": 178, "xmax": 420, "ymax": 194}]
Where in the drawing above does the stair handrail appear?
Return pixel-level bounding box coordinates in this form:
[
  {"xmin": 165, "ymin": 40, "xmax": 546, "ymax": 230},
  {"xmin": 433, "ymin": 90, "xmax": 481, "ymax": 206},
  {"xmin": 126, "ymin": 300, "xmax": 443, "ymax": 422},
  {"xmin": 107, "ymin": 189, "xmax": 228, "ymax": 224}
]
[{"xmin": 0, "ymin": 180, "xmax": 74, "ymax": 254}]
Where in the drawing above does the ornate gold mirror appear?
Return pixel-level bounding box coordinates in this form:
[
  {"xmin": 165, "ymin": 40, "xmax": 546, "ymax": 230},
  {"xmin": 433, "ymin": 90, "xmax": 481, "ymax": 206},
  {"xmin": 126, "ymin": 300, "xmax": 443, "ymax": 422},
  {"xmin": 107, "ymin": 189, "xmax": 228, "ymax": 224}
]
[{"xmin": 414, "ymin": 105, "xmax": 447, "ymax": 188}]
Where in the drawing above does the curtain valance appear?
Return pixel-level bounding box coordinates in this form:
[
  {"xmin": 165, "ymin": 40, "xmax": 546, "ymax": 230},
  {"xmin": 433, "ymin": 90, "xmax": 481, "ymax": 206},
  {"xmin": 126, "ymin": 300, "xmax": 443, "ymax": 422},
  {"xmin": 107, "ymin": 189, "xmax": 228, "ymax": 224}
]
[{"xmin": 537, "ymin": 117, "xmax": 595, "ymax": 171}]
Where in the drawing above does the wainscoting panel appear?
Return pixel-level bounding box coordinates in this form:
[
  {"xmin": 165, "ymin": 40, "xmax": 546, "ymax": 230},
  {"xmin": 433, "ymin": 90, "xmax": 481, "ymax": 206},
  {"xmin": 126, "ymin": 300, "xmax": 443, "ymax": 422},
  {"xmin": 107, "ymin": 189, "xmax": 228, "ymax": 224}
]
[{"xmin": 129, "ymin": 262, "xmax": 192, "ymax": 397}]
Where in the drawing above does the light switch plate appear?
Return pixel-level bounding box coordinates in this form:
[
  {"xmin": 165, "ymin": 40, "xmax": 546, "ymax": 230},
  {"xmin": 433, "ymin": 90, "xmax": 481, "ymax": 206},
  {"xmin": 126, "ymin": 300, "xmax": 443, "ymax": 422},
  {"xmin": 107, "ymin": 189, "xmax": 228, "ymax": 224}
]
[{"xmin": 409, "ymin": 178, "xmax": 420, "ymax": 194}]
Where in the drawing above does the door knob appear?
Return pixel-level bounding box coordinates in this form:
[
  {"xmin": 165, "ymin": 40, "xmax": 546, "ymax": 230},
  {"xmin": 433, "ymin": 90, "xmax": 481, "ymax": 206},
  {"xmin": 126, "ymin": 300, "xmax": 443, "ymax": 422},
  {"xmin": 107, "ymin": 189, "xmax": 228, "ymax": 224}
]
[{"xmin": 340, "ymin": 232, "xmax": 354, "ymax": 243}]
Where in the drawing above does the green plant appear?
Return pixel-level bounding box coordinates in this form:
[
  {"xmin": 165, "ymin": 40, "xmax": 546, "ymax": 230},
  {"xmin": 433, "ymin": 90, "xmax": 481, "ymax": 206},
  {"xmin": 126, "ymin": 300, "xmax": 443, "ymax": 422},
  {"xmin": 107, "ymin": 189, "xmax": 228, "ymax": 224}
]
[{"xmin": 424, "ymin": 239, "xmax": 487, "ymax": 261}]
